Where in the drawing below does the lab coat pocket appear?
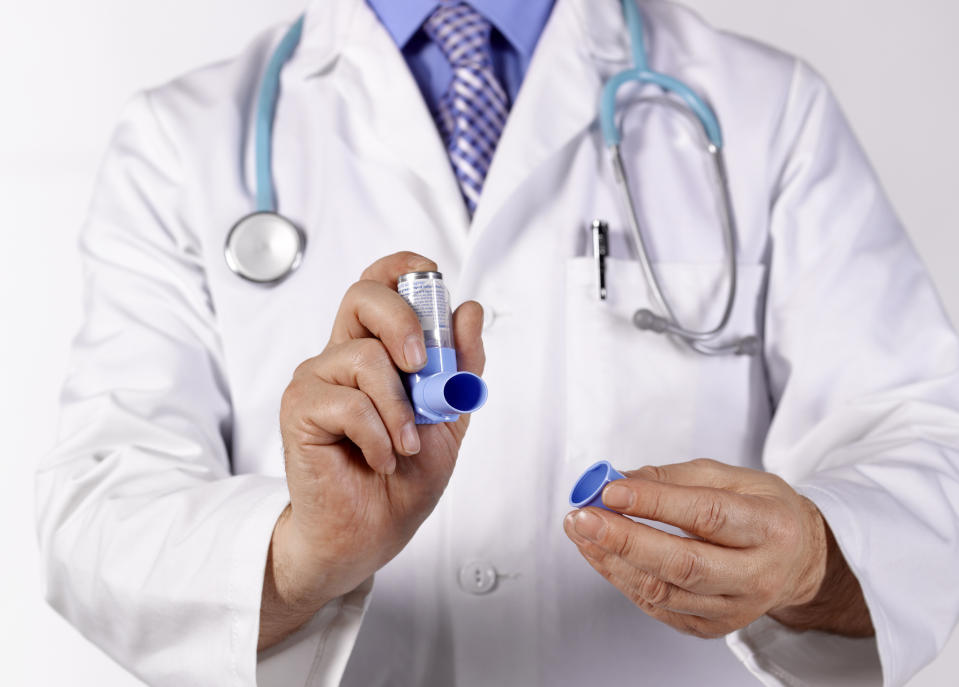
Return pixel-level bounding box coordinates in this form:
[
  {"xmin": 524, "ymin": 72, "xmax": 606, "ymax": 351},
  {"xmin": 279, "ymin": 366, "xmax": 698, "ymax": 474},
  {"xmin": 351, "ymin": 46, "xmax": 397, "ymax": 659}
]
[{"xmin": 563, "ymin": 257, "xmax": 769, "ymax": 478}]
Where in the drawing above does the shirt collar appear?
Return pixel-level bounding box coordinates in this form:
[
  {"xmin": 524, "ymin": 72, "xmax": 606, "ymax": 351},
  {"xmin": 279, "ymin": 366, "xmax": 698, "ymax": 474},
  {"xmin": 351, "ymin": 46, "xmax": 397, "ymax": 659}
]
[
  {"xmin": 366, "ymin": 0, "xmax": 434, "ymax": 48},
  {"xmin": 473, "ymin": 0, "xmax": 555, "ymax": 60},
  {"xmin": 366, "ymin": 0, "xmax": 555, "ymax": 59}
]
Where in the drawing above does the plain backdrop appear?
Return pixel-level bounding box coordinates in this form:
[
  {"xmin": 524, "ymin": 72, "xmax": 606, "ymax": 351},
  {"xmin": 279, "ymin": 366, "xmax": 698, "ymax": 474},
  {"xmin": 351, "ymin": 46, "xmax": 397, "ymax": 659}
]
[{"xmin": 1, "ymin": 1, "xmax": 956, "ymax": 684}]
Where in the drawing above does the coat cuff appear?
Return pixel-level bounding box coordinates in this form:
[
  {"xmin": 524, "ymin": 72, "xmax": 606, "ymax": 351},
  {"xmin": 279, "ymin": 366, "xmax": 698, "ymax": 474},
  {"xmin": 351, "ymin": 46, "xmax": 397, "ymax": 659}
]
[
  {"xmin": 725, "ymin": 483, "xmax": 886, "ymax": 686},
  {"xmin": 256, "ymin": 576, "xmax": 373, "ymax": 687},
  {"xmin": 223, "ymin": 477, "xmax": 292, "ymax": 684},
  {"xmin": 726, "ymin": 615, "xmax": 881, "ymax": 686},
  {"xmin": 228, "ymin": 478, "xmax": 373, "ymax": 686}
]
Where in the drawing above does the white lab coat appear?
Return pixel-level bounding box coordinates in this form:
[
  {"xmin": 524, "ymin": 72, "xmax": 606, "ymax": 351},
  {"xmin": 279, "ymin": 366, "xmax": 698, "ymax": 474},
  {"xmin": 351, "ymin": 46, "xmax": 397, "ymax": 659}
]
[{"xmin": 36, "ymin": 0, "xmax": 959, "ymax": 685}]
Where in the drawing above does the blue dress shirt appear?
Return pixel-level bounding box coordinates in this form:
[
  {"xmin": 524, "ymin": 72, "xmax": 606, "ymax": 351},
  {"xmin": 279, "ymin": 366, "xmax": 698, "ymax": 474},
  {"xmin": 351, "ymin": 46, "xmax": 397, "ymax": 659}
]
[{"xmin": 366, "ymin": 0, "xmax": 556, "ymax": 112}]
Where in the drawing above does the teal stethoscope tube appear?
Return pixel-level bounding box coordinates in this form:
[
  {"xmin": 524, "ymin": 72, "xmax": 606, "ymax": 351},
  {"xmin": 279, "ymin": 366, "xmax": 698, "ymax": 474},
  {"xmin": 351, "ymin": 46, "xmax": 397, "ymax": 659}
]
[
  {"xmin": 599, "ymin": 0, "xmax": 722, "ymax": 149},
  {"xmin": 255, "ymin": 15, "xmax": 304, "ymax": 213}
]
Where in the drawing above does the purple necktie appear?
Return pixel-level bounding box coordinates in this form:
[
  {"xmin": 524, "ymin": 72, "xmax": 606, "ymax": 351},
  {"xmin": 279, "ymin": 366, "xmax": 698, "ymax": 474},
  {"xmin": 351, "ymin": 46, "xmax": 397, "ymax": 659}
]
[{"xmin": 424, "ymin": 2, "xmax": 509, "ymax": 216}]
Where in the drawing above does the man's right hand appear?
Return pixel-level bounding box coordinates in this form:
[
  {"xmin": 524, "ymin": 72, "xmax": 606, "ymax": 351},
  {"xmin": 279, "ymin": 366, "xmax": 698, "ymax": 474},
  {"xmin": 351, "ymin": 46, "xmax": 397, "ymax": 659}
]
[{"xmin": 258, "ymin": 252, "xmax": 485, "ymax": 650}]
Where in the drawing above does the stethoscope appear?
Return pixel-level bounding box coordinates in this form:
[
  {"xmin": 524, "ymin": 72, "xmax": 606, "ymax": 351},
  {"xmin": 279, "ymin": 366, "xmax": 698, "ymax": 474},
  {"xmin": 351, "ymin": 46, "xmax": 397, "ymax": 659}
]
[
  {"xmin": 225, "ymin": 0, "xmax": 759, "ymax": 356},
  {"xmin": 224, "ymin": 16, "xmax": 306, "ymax": 285}
]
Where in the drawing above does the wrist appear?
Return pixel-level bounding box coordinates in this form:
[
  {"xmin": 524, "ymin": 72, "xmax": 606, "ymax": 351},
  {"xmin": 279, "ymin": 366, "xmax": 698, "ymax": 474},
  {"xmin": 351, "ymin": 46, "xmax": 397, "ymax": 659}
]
[
  {"xmin": 258, "ymin": 505, "xmax": 331, "ymax": 650},
  {"xmin": 783, "ymin": 496, "xmax": 829, "ymax": 609},
  {"xmin": 270, "ymin": 504, "xmax": 337, "ymax": 610},
  {"xmin": 768, "ymin": 499, "xmax": 874, "ymax": 637}
]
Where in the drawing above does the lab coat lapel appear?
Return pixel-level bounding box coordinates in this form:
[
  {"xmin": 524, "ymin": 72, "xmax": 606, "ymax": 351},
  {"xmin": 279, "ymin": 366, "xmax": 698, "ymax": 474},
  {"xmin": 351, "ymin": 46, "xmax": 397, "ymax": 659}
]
[
  {"xmin": 297, "ymin": 0, "xmax": 471, "ymax": 259},
  {"xmin": 462, "ymin": 0, "xmax": 629, "ymax": 276}
]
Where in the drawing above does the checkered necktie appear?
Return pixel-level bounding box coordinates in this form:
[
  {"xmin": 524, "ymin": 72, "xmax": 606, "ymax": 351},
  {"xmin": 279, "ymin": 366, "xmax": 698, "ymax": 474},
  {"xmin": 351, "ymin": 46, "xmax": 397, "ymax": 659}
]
[{"xmin": 424, "ymin": 2, "xmax": 509, "ymax": 216}]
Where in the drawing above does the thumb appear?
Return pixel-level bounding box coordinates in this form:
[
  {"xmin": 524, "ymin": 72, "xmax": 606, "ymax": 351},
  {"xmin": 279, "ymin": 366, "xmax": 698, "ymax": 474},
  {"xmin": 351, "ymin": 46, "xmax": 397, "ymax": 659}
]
[{"xmin": 452, "ymin": 300, "xmax": 485, "ymax": 377}]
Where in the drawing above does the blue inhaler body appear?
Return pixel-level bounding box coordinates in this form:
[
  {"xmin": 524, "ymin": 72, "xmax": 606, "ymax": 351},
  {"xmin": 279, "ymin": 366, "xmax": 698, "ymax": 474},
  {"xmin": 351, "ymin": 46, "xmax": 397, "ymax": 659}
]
[{"xmin": 398, "ymin": 271, "xmax": 488, "ymax": 424}]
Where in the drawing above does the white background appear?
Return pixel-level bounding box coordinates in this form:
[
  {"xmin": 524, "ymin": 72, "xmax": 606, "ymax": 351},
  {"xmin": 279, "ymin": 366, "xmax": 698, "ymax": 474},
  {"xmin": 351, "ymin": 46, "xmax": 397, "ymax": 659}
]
[{"xmin": 1, "ymin": 0, "xmax": 956, "ymax": 684}]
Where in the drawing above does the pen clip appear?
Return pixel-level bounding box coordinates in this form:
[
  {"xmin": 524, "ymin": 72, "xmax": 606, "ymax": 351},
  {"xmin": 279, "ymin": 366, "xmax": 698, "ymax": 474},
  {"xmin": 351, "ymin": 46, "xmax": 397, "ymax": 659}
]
[{"xmin": 591, "ymin": 219, "xmax": 609, "ymax": 300}]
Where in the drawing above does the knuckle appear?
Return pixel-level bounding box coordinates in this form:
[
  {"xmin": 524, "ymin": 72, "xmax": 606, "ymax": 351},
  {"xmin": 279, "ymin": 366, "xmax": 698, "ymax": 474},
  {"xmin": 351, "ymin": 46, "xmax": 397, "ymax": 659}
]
[
  {"xmin": 637, "ymin": 573, "xmax": 674, "ymax": 607},
  {"xmin": 644, "ymin": 486, "xmax": 668, "ymax": 521},
  {"xmin": 690, "ymin": 457, "xmax": 722, "ymax": 472},
  {"xmin": 281, "ymin": 377, "xmax": 304, "ymax": 408},
  {"xmin": 765, "ymin": 471, "xmax": 790, "ymax": 492},
  {"xmin": 342, "ymin": 392, "xmax": 374, "ymax": 422},
  {"xmin": 580, "ymin": 542, "xmax": 607, "ymax": 565},
  {"xmin": 359, "ymin": 255, "xmax": 393, "ymax": 279},
  {"xmin": 631, "ymin": 596, "xmax": 657, "ymax": 616},
  {"xmin": 345, "ymin": 278, "xmax": 372, "ymax": 300},
  {"xmin": 690, "ymin": 493, "xmax": 728, "ymax": 537},
  {"xmin": 663, "ymin": 546, "xmax": 704, "ymax": 588},
  {"xmin": 291, "ymin": 354, "xmax": 325, "ymax": 383},
  {"xmin": 637, "ymin": 465, "xmax": 667, "ymax": 482},
  {"xmin": 762, "ymin": 506, "xmax": 798, "ymax": 545},
  {"xmin": 673, "ymin": 616, "xmax": 706, "ymax": 638},
  {"xmin": 351, "ymin": 338, "xmax": 391, "ymax": 371},
  {"xmin": 611, "ymin": 529, "xmax": 635, "ymax": 560},
  {"xmin": 358, "ymin": 261, "xmax": 381, "ymax": 280},
  {"xmin": 399, "ymin": 251, "xmax": 437, "ymax": 272},
  {"xmin": 684, "ymin": 620, "xmax": 723, "ymax": 640},
  {"xmin": 281, "ymin": 368, "xmax": 320, "ymax": 417},
  {"xmin": 345, "ymin": 278, "xmax": 386, "ymax": 310},
  {"xmin": 292, "ymin": 357, "xmax": 313, "ymax": 379}
]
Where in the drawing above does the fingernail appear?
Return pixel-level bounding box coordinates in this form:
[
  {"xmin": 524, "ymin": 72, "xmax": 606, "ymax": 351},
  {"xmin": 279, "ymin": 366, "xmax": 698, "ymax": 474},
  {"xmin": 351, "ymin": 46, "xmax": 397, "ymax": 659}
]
[
  {"xmin": 603, "ymin": 484, "xmax": 634, "ymax": 510},
  {"xmin": 401, "ymin": 422, "xmax": 420, "ymax": 455},
  {"xmin": 573, "ymin": 510, "xmax": 605, "ymax": 542},
  {"xmin": 404, "ymin": 335, "xmax": 427, "ymax": 369},
  {"xmin": 384, "ymin": 457, "xmax": 397, "ymax": 475}
]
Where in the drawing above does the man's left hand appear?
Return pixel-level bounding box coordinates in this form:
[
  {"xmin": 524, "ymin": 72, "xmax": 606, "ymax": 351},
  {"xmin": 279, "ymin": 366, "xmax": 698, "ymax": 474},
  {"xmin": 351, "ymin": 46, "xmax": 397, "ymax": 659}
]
[{"xmin": 564, "ymin": 458, "xmax": 849, "ymax": 638}]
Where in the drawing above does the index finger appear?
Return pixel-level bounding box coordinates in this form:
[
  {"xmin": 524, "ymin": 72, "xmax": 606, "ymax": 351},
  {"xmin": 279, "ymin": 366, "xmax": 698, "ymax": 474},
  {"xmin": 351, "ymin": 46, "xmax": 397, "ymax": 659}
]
[
  {"xmin": 601, "ymin": 478, "xmax": 765, "ymax": 548},
  {"xmin": 568, "ymin": 509, "xmax": 751, "ymax": 596},
  {"xmin": 329, "ymin": 280, "xmax": 428, "ymax": 372},
  {"xmin": 359, "ymin": 251, "xmax": 439, "ymax": 288}
]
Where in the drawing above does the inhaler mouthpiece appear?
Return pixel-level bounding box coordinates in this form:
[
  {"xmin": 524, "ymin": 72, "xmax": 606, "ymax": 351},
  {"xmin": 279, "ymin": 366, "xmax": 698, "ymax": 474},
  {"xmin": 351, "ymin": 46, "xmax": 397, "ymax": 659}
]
[
  {"xmin": 398, "ymin": 271, "xmax": 488, "ymax": 424},
  {"xmin": 569, "ymin": 460, "xmax": 626, "ymax": 510}
]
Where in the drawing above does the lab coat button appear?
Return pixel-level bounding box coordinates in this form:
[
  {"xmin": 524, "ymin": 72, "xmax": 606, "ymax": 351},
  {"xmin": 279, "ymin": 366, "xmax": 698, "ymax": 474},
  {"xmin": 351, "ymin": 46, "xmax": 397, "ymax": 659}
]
[{"xmin": 458, "ymin": 560, "xmax": 497, "ymax": 595}]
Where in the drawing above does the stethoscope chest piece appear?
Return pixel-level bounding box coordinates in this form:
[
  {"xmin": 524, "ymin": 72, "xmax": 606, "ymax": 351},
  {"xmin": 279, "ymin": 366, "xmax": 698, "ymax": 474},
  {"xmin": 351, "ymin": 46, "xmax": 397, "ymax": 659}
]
[{"xmin": 224, "ymin": 212, "xmax": 305, "ymax": 284}]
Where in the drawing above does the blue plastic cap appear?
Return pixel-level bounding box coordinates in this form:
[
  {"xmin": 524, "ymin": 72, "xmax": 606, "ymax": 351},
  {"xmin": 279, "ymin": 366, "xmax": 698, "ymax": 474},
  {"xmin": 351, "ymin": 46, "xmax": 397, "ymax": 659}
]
[{"xmin": 569, "ymin": 460, "xmax": 627, "ymax": 510}]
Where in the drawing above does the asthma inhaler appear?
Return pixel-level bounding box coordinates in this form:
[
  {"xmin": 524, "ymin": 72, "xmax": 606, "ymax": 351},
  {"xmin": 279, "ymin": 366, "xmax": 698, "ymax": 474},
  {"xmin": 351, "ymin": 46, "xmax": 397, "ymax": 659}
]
[{"xmin": 397, "ymin": 271, "xmax": 488, "ymax": 424}]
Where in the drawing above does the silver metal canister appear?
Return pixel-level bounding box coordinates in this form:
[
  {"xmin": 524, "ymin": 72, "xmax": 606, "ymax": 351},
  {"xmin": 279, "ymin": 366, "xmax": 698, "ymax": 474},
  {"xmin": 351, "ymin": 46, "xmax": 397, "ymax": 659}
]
[{"xmin": 397, "ymin": 271, "xmax": 454, "ymax": 351}]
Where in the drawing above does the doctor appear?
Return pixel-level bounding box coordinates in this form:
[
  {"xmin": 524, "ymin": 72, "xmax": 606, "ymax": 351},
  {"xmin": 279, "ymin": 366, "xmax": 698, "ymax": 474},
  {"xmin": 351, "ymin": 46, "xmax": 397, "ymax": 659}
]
[{"xmin": 36, "ymin": 0, "xmax": 959, "ymax": 685}]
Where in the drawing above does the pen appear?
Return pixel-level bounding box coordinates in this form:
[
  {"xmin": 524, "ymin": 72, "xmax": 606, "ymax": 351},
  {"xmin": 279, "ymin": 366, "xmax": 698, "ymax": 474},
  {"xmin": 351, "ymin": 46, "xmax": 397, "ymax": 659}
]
[{"xmin": 591, "ymin": 219, "xmax": 609, "ymax": 300}]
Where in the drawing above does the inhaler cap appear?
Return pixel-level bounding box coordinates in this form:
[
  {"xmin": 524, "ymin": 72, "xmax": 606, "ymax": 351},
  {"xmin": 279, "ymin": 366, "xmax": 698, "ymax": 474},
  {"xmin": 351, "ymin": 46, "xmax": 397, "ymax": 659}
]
[{"xmin": 569, "ymin": 460, "xmax": 626, "ymax": 510}]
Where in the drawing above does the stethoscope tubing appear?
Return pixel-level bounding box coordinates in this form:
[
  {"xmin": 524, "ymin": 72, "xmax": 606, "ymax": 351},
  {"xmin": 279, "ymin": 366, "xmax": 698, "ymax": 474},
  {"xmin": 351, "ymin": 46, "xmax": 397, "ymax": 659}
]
[
  {"xmin": 255, "ymin": 15, "xmax": 305, "ymax": 214},
  {"xmin": 600, "ymin": 1, "xmax": 757, "ymax": 356}
]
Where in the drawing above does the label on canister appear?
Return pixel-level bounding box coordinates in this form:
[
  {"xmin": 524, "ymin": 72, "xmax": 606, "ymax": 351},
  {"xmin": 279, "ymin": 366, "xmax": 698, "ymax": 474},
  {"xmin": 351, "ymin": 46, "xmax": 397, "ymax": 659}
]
[{"xmin": 397, "ymin": 272, "xmax": 454, "ymax": 349}]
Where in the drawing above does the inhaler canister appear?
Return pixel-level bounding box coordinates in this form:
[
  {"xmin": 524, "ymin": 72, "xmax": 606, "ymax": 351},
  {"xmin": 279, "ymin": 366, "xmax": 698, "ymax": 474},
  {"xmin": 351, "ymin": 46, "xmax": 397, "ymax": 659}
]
[{"xmin": 397, "ymin": 271, "xmax": 488, "ymax": 424}]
